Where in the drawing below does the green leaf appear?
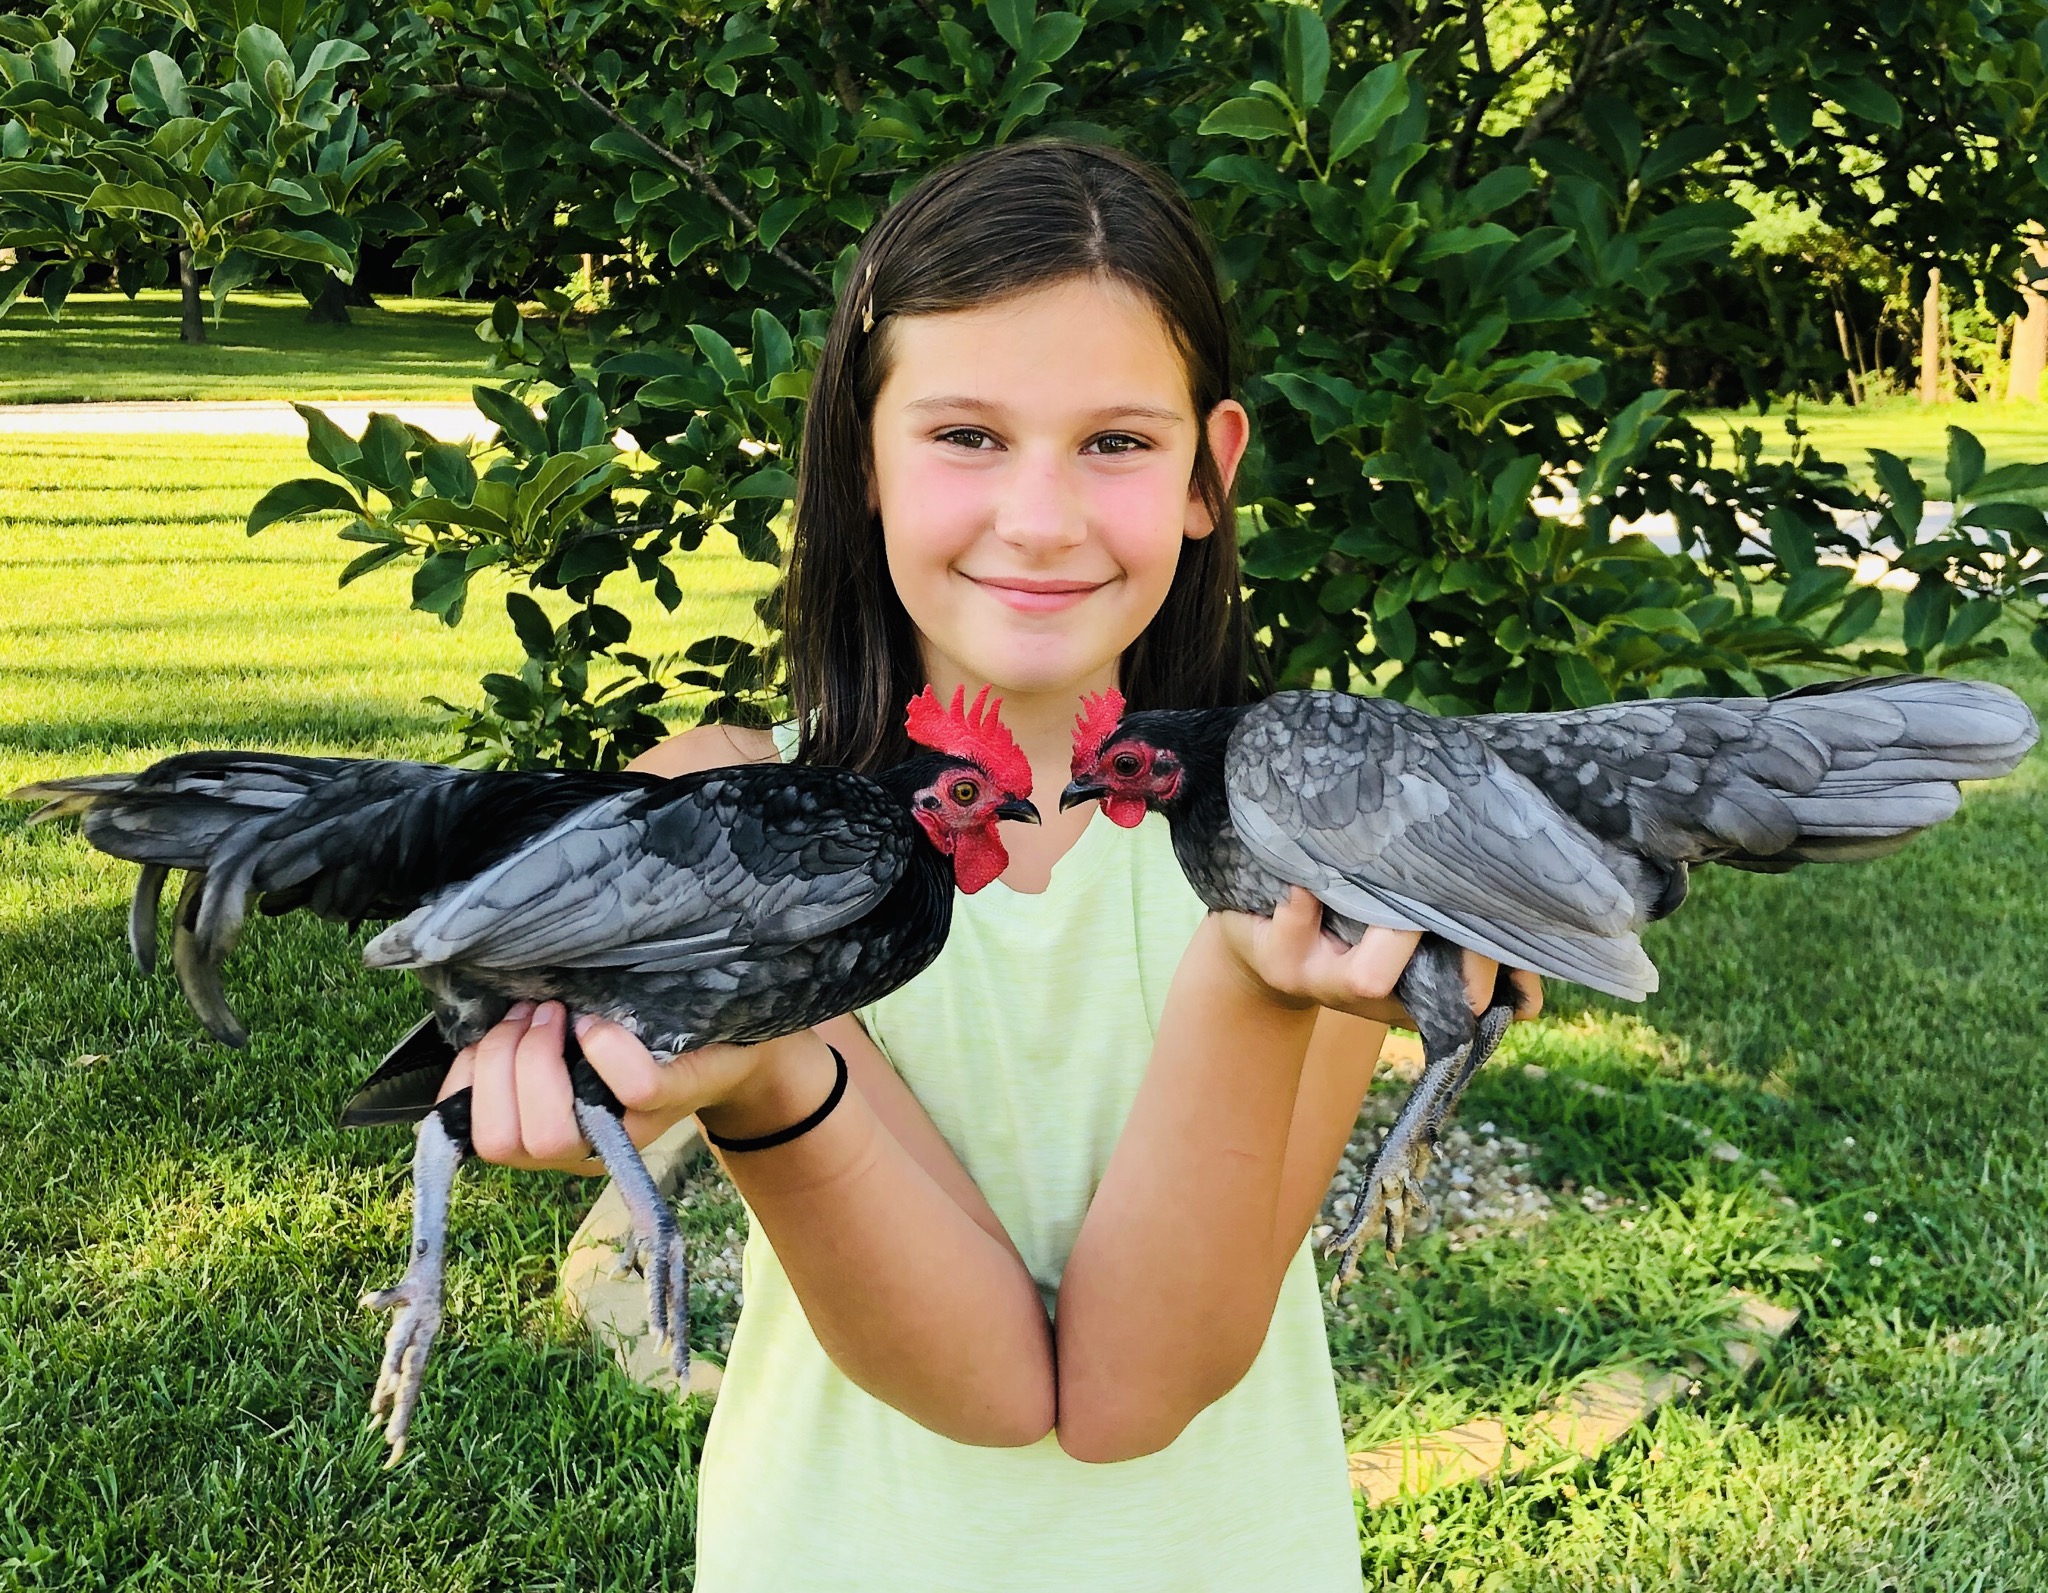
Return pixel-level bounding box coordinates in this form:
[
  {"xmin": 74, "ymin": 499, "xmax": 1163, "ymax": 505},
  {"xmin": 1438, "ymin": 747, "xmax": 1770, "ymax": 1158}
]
[
  {"xmin": 358, "ymin": 413, "xmax": 415, "ymax": 496},
  {"xmin": 2032, "ymin": 624, "xmax": 2048, "ymax": 666},
  {"xmin": 412, "ymin": 550, "xmax": 471, "ymax": 624},
  {"xmin": 293, "ymin": 404, "xmax": 365, "ymax": 480},
  {"xmin": 1829, "ymin": 75, "xmax": 1902, "ymax": 128},
  {"xmin": 1902, "ymin": 575, "xmax": 1952, "ymax": 655},
  {"xmin": 297, "ymin": 38, "xmax": 369, "ymax": 90},
  {"xmin": 86, "ymin": 180, "xmax": 192, "ymax": 221},
  {"xmin": 750, "ymin": 308, "xmax": 793, "ymax": 386},
  {"xmin": 237, "ymin": 228, "xmax": 352, "ymax": 273},
  {"xmin": 689, "ymin": 323, "xmax": 749, "ymax": 388},
  {"xmin": 1373, "ymin": 606, "xmax": 1416, "ymax": 662},
  {"xmin": 1328, "ymin": 60, "xmax": 1408, "ymax": 163},
  {"xmin": 391, "ymin": 497, "xmax": 511, "ymax": 533},
  {"xmin": 505, "ymin": 591, "xmax": 555, "ymax": 657},
  {"xmin": 337, "ymin": 541, "xmax": 407, "ymax": 587},
  {"xmin": 473, "ymin": 384, "xmax": 548, "ymax": 455},
  {"xmin": 755, "ymin": 193, "xmax": 812, "ymax": 251},
  {"xmin": 1943, "ymin": 595, "xmax": 2002, "ymax": 650},
  {"xmin": 421, "ymin": 442, "xmax": 478, "ymax": 501},
  {"xmin": 1944, "ymin": 427, "xmax": 1985, "ymax": 499},
  {"xmin": 1821, "ymin": 583, "xmax": 1883, "ymax": 645},
  {"xmin": 1281, "ymin": 5, "xmax": 1329, "ymax": 112},
  {"xmin": 129, "ymin": 51, "xmax": 190, "ymax": 121},
  {"xmin": 1030, "ymin": 12, "xmax": 1084, "ymax": 65},
  {"xmin": 987, "ymin": 0, "xmax": 1034, "ymax": 52},
  {"xmin": 0, "ymin": 162, "xmax": 94, "ymax": 201},
  {"xmin": 1198, "ymin": 96, "xmax": 1295, "ymax": 141},
  {"xmin": 1868, "ymin": 449, "xmax": 1924, "ymax": 543},
  {"xmin": 1553, "ymin": 651, "xmax": 1611, "ymax": 706},
  {"xmin": 1778, "ymin": 565, "xmax": 1852, "ymax": 623},
  {"xmin": 731, "ymin": 467, "xmax": 796, "ymax": 501},
  {"xmin": 1966, "ymin": 460, "xmax": 2048, "ymax": 496},
  {"xmin": 245, "ymin": 477, "xmax": 364, "ymax": 535},
  {"xmin": 233, "ymin": 25, "xmax": 293, "ymax": 100},
  {"xmin": 0, "ymin": 260, "xmax": 37, "ymax": 318}
]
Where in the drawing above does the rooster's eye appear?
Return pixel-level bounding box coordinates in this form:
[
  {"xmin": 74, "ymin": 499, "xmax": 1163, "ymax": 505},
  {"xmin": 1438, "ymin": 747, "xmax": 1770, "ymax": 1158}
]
[
  {"xmin": 950, "ymin": 779, "xmax": 980, "ymax": 805},
  {"xmin": 1110, "ymin": 751, "xmax": 1143, "ymax": 778}
]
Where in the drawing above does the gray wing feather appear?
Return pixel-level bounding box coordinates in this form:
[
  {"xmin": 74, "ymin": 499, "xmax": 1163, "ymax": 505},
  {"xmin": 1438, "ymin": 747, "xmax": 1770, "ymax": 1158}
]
[
  {"xmin": 364, "ymin": 774, "xmax": 906, "ymax": 973},
  {"xmin": 1225, "ymin": 693, "xmax": 1659, "ymax": 999}
]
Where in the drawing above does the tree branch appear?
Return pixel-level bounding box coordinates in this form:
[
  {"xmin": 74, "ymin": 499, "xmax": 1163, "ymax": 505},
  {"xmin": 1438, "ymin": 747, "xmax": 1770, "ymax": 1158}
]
[
  {"xmin": 1447, "ymin": 2, "xmax": 1558, "ymax": 182},
  {"xmin": 551, "ymin": 69, "xmax": 827, "ymax": 292},
  {"xmin": 810, "ymin": 0, "xmax": 866, "ymax": 116},
  {"xmin": 1511, "ymin": 0, "xmax": 1646, "ymax": 156}
]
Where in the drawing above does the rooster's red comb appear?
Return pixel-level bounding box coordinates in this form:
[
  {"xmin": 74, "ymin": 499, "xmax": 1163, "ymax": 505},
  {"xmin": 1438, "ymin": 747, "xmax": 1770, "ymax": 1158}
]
[
  {"xmin": 905, "ymin": 686, "xmax": 1033, "ymax": 796},
  {"xmin": 1070, "ymin": 688, "xmax": 1127, "ymax": 778}
]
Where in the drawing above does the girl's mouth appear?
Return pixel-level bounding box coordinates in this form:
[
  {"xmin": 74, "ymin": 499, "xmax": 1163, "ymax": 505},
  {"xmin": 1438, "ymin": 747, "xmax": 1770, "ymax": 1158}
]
[{"xmin": 964, "ymin": 574, "xmax": 1110, "ymax": 613}]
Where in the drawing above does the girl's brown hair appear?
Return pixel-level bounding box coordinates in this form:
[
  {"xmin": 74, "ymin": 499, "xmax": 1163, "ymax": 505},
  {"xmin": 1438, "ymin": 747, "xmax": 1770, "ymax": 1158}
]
[{"xmin": 781, "ymin": 139, "xmax": 1254, "ymax": 772}]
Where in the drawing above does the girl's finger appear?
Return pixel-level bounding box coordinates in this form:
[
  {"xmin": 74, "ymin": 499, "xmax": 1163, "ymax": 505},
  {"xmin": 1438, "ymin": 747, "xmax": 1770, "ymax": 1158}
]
[
  {"xmin": 1510, "ymin": 967, "xmax": 1545, "ymax": 1020},
  {"xmin": 1328, "ymin": 925, "xmax": 1420, "ymax": 1006},
  {"xmin": 468, "ymin": 1003, "xmax": 535, "ymax": 1165},
  {"xmin": 514, "ymin": 1002, "xmax": 587, "ymax": 1164},
  {"xmin": 572, "ymin": 1013, "xmax": 672, "ymax": 1114},
  {"xmin": 1256, "ymin": 887, "xmax": 1324, "ymax": 980},
  {"xmin": 1460, "ymin": 948, "xmax": 1501, "ymax": 1015}
]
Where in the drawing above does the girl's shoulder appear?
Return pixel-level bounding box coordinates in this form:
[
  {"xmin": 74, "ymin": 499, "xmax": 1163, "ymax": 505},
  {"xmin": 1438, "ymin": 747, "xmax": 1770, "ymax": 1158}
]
[{"xmin": 627, "ymin": 722, "xmax": 780, "ymax": 779}]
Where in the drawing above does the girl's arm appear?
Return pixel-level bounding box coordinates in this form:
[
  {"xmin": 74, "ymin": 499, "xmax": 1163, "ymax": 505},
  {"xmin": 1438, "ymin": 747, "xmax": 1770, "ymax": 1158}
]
[
  {"xmin": 452, "ymin": 724, "xmax": 1057, "ymax": 1447},
  {"xmin": 1054, "ymin": 890, "xmax": 1537, "ymax": 1463}
]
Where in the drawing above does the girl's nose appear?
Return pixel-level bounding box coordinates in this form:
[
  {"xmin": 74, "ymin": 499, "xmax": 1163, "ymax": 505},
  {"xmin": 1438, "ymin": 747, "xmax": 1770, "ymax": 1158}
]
[{"xmin": 992, "ymin": 447, "xmax": 1086, "ymax": 552}]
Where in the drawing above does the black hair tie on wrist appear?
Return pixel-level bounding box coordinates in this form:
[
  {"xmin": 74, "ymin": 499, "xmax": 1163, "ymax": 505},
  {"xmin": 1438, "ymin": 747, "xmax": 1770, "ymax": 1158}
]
[{"xmin": 703, "ymin": 1045, "xmax": 849, "ymax": 1153}]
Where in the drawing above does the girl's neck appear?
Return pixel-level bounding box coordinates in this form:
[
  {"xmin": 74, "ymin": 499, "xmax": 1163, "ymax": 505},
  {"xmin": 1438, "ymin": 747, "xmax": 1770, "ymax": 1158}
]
[{"xmin": 921, "ymin": 662, "xmax": 1117, "ymax": 896}]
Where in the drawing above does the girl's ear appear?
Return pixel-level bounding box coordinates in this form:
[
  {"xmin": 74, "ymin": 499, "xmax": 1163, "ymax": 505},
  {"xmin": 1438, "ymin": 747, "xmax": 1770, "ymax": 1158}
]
[{"xmin": 1183, "ymin": 398, "xmax": 1252, "ymax": 541}]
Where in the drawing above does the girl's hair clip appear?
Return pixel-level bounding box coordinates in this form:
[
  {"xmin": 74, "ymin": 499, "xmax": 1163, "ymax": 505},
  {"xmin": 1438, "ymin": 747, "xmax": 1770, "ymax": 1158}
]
[{"xmin": 860, "ymin": 299, "xmax": 876, "ymax": 333}]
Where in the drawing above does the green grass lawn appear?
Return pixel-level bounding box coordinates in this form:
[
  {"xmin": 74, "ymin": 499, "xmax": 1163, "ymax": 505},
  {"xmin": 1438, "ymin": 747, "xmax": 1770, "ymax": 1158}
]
[
  {"xmin": 0, "ymin": 293, "xmax": 496, "ymax": 404},
  {"xmin": 1689, "ymin": 398, "xmax": 2048, "ymax": 493},
  {"xmin": 2, "ymin": 433, "xmax": 2045, "ymax": 1588}
]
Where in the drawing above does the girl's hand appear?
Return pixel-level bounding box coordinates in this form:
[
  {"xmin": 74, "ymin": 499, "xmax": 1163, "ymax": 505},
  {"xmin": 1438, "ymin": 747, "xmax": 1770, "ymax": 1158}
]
[
  {"xmin": 437, "ymin": 1000, "xmax": 782, "ymax": 1174},
  {"xmin": 1212, "ymin": 886, "xmax": 1542, "ymax": 1028}
]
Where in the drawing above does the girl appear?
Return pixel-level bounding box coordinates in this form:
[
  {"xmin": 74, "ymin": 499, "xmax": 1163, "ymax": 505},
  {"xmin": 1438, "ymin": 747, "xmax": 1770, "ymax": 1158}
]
[{"xmin": 437, "ymin": 141, "xmax": 1536, "ymax": 1589}]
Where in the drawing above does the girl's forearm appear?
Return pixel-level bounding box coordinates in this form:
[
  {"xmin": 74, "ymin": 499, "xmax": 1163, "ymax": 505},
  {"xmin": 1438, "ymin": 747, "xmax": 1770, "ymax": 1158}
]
[
  {"xmin": 706, "ymin": 1031, "xmax": 1057, "ymax": 1448},
  {"xmin": 1053, "ymin": 915, "xmax": 1321, "ymax": 1462}
]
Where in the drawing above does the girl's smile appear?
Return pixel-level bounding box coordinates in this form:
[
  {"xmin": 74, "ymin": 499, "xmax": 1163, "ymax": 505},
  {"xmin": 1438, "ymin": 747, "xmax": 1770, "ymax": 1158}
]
[{"xmin": 961, "ymin": 574, "xmax": 1113, "ymax": 613}]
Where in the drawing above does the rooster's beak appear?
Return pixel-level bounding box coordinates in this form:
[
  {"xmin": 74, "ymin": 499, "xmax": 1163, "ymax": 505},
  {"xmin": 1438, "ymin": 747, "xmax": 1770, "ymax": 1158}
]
[
  {"xmin": 995, "ymin": 797, "xmax": 1042, "ymax": 825},
  {"xmin": 1058, "ymin": 779, "xmax": 1106, "ymax": 812}
]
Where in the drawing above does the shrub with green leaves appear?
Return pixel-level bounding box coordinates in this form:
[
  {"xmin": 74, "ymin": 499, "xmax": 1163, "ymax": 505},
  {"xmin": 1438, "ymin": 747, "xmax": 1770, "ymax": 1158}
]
[{"xmin": 235, "ymin": 1, "xmax": 2048, "ymax": 755}]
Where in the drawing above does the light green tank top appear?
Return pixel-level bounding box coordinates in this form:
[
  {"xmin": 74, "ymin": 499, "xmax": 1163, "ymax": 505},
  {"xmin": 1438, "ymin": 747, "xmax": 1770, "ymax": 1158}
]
[{"xmin": 693, "ymin": 732, "xmax": 1360, "ymax": 1590}]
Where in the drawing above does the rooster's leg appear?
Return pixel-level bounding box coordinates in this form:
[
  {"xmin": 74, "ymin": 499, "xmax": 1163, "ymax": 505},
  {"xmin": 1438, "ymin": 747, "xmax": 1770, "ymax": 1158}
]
[
  {"xmin": 1324, "ymin": 938, "xmax": 1517, "ymax": 1290},
  {"xmin": 360, "ymin": 1090, "xmax": 470, "ymax": 1464},
  {"xmin": 564, "ymin": 1037, "xmax": 691, "ymax": 1385}
]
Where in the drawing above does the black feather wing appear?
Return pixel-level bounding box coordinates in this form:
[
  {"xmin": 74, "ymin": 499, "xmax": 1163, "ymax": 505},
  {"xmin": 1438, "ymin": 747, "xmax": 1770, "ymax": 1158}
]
[{"xmin": 362, "ymin": 762, "xmax": 914, "ymax": 976}]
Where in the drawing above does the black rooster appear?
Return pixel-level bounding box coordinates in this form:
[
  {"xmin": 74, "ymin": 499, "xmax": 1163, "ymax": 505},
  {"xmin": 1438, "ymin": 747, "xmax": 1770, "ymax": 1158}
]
[
  {"xmin": 15, "ymin": 686, "xmax": 1038, "ymax": 1459},
  {"xmin": 1062, "ymin": 676, "xmax": 2038, "ymax": 1282}
]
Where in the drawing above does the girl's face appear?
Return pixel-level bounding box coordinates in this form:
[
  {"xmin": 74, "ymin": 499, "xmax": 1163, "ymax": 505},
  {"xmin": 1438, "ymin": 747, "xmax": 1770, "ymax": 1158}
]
[{"xmin": 868, "ymin": 274, "xmax": 1249, "ymax": 702}]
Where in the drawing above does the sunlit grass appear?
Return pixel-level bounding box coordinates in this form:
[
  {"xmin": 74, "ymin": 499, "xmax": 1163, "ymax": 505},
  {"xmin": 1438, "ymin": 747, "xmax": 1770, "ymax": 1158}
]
[
  {"xmin": 1688, "ymin": 397, "xmax": 2048, "ymax": 492},
  {"xmin": 0, "ymin": 292, "xmax": 496, "ymax": 404}
]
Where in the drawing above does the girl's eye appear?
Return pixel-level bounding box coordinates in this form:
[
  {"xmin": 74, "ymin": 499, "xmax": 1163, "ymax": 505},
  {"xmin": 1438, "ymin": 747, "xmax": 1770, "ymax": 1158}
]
[
  {"xmin": 1110, "ymin": 752, "xmax": 1143, "ymax": 778},
  {"xmin": 950, "ymin": 779, "xmax": 981, "ymax": 805},
  {"xmin": 936, "ymin": 427, "xmax": 999, "ymax": 451},
  {"xmin": 1087, "ymin": 432, "xmax": 1149, "ymax": 456}
]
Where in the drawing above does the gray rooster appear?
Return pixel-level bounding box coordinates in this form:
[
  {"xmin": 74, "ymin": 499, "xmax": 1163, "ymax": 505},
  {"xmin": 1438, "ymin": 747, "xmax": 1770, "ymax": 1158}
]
[
  {"xmin": 15, "ymin": 686, "xmax": 1038, "ymax": 1459},
  {"xmin": 1062, "ymin": 675, "xmax": 2038, "ymax": 1283}
]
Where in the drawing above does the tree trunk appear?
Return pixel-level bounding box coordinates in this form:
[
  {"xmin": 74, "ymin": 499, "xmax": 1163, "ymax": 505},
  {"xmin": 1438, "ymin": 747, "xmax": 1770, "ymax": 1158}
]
[
  {"xmin": 1833, "ymin": 305, "xmax": 1860, "ymax": 406},
  {"xmin": 2007, "ymin": 237, "xmax": 2048, "ymax": 401},
  {"xmin": 1917, "ymin": 267, "xmax": 1942, "ymax": 404},
  {"xmin": 178, "ymin": 245, "xmax": 205, "ymax": 345},
  {"xmin": 305, "ymin": 270, "xmax": 353, "ymax": 325}
]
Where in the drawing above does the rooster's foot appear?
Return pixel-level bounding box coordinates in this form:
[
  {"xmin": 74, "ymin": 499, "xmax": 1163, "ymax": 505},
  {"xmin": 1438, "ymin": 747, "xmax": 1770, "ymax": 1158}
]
[
  {"xmin": 359, "ymin": 1100, "xmax": 466, "ymax": 1464},
  {"xmin": 574, "ymin": 1096, "xmax": 691, "ymax": 1385}
]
